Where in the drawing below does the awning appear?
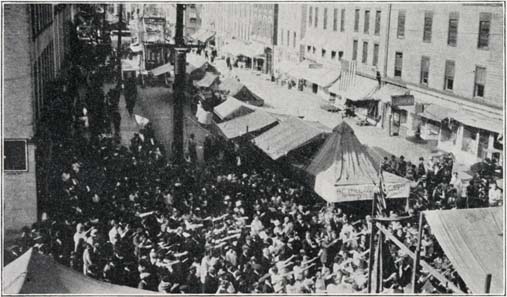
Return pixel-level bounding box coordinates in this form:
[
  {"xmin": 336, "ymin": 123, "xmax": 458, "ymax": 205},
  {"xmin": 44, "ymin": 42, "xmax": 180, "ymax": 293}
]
[
  {"xmin": 213, "ymin": 96, "xmax": 255, "ymax": 121},
  {"xmin": 424, "ymin": 207, "xmax": 503, "ymax": 294},
  {"xmin": 450, "ymin": 109, "xmax": 503, "ymax": 134},
  {"xmin": 129, "ymin": 43, "xmax": 143, "ymax": 53},
  {"xmin": 3, "ymin": 248, "xmax": 152, "ymax": 294},
  {"xmin": 328, "ymin": 75, "xmax": 379, "ymax": 101},
  {"xmin": 418, "ymin": 104, "xmax": 454, "ymax": 122},
  {"xmin": 186, "ymin": 53, "xmax": 208, "ymax": 70},
  {"xmin": 196, "ymin": 103, "xmax": 213, "ymax": 125},
  {"xmin": 216, "ymin": 110, "xmax": 278, "ymax": 139},
  {"xmin": 291, "ymin": 60, "xmax": 341, "ymax": 88},
  {"xmin": 150, "ymin": 62, "xmax": 172, "ymax": 76},
  {"xmin": 192, "ymin": 29, "xmax": 216, "ymax": 43},
  {"xmin": 254, "ymin": 117, "xmax": 330, "ymax": 160},
  {"xmin": 194, "ymin": 72, "xmax": 218, "ymax": 88},
  {"xmin": 218, "ymin": 78, "xmax": 264, "ymax": 106},
  {"xmin": 368, "ymin": 84, "xmax": 409, "ymax": 103}
]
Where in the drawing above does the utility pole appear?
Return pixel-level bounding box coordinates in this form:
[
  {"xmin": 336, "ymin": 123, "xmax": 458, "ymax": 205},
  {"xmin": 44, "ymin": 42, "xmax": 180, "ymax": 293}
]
[
  {"xmin": 117, "ymin": 3, "xmax": 123, "ymax": 86},
  {"xmin": 172, "ymin": 4, "xmax": 187, "ymax": 162}
]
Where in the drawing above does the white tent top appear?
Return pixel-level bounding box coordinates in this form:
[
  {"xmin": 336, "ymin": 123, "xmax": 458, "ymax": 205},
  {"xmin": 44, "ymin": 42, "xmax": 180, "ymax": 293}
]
[
  {"xmin": 3, "ymin": 248, "xmax": 153, "ymax": 294},
  {"xmin": 213, "ymin": 96, "xmax": 254, "ymax": 121},
  {"xmin": 423, "ymin": 207, "xmax": 503, "ymax": 294},
  {"xmin": 216, "ymin": 110, "xmax": 278, "ymax": 139}
]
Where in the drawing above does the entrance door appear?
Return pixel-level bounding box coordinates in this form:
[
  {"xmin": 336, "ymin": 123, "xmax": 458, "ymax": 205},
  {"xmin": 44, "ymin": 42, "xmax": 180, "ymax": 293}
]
[
  {"xmin": 312, "ymin": 83, "xmax": 318, "ymax": 94},
  {"xmin": 391, "ymin": 110, "xmax": 401, "ymax": 136}
]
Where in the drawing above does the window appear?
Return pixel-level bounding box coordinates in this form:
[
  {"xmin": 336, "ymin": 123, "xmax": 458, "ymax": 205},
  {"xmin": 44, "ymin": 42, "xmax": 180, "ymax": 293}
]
[
  {"xmin": 293, "ymin": 32, "xmax": 296, "ymax": 48},
  {"xmin": 4, "ymin": 139, "xmax": 28, "ymax": 171},
  {"xmin": 315, "ymin": 7, "xmax": 319, "ymax": 28},
  {"xmin": 340, "ymin": 9, "xmax": 346, "ymax": 32},
  {"xmin": 420, "ymin": 56, "xmax": 430, "ymax": 85},
  {"xmin": 307, "ymin": 45, "xmax": 311, "ymax": 52},
  {"xmin": 323, "ymin": 8, "xmax": 328, "ymax": 29},
  {"xmin": 447, "ymin": 12, "xmax": 459, "ymax": 46},
  {"xmin": 322, "ymin": 48, "xmax": 326, "ymax": 57},
  {"xmin": 474, "ymin": 66, "xmax": 486, "ymax": 97},
  {"xmin": 423, "ymin": 11, "xmax": 433, "ymax": 42},
  {"xmin": 478, "ymin": 13, "xmax": 491, "ymax": 49},
  {"xmin": 309, "ymin": 6, "xmax": 313, "ymax": 26},
  {"xmin": 373, "ymin": 43, "xmax": 379, "ymax": 66},
  {"xmin": 374, "ymin": 10, "xmax": 381, "ymax": 35},
  {"xmin": 394, "ymin": 52, "xmax": 403, "ymax": 78},
  {"xmin": 364, "ymin": 10, "xmax": 370, "ymax": 34},
  {"xmin": 331, "ymin": 50, "xmax": 337, "ymax": 59},
  {"xmin": 444, "ymin": 60, "xmax": 455, "ymax": 91},
  {"xmin": 339, "ymin": 51, "xmax": 344, "ymax": 59},
  {"xmin": 287, "ymin": 30, "xmax": 290, "ymax": 46},
  {"xmin": 352, "ymin": 40, "xmax": 358, "ymax": 60},
  {"xmin": 354, "ymin": 9, "xmax": 360, "ymax": 32},
  {"xmin": 397, "ymin": 10, "xmax": 406, "ymax": 38},
  {"xmin": 362, "ymin": 41, "xmax": 368, "ymax": 63},
  {"xmin": 313, "ymin": 46, "xmax": 316, "ymax": 54},
  {"xmin": 333, "ymin": 8, "xmax": 338, "ymax": 31}
]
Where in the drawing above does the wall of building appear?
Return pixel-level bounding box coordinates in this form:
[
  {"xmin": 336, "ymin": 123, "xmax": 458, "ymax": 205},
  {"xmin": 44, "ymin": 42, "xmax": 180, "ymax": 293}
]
[
  {"xmin": 386, "ymin": 3, "xmax": 504, "ymax": 112},
  {"xmin": 276, "ymin": 3, "xmax": 304, "ymax": 65},
  {"xmin": 3, "ymin": 4, "xmax": 38, "ymax": 231}
]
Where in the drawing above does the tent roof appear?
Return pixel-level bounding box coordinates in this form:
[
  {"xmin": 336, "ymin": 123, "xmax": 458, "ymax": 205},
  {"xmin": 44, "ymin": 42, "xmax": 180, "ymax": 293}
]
[
  {"xmin": 194, "ymin": 71, "xmax": 219, "ymax": 88},
  {"xmin": 216, "ymin": 110, "xmax": 278, "ymax": 139},
  {"xmin": 3, "ymin": 248, "xmax": 151, "ymax": 294},
  {"xmin": 305, "ymin": 122, "xmax": 411, "ymax": 202},
  {"xmin": 219, "ymin": 77, "xmax": 246, "ymax": 96},
  {"xmin": 219, "ymin": 78, "xmax": 264, "ymax": 106},
  {"xmin": 254, "ymin": 117, "xmax": 329, "ymax": 160},
  {"xmin": 213, "ymin": 96, "xmax": 254, "ymax": 121},
  {"xmin": 423, "ymin": 207, "xmax": 503, "ymax": 294}
]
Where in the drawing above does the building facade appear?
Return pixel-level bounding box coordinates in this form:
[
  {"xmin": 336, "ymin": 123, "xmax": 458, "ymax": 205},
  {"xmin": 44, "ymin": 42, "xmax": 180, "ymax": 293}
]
[
  {"xmin": 4, "ymin": 4, "xmax": 73, "ymax": 232},
  {"xmin": 275, "ymin": 4, "xmax": 306, "ymax": 74}
]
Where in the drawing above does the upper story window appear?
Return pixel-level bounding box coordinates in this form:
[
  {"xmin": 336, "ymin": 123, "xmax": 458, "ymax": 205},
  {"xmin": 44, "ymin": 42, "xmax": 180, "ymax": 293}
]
[
  {"xmin": 444, "ymin": 60, "xmax": 455, "ymax": 91},
  {"xmin": 322, "ymin": 48, "xmax": 326, "ymax": 58},
  {"xmin": 309, "ymin": 6, "xmax": 313, "ymax": 26},
  {"xmin": 354, "ymin": 9, "xmax": 360, "ymax": 32},
  {"xmin": 397, "ymin": 10, "xmax": 406, "ymax": 39},
  {"xmin": 420, "ymin": 56, "xmax": 430, "ymax": 86},
  {"xmin": 373, "ymin": 43, "xmax": 379, "ymax": 66},
  {"xmin": 394, "ymin": 52, "xmax": 403, "ymax": 78},
  {"xmin": 331, "ymin": 50, "xmax": 337, "ymax": 59},
  {"xmin": 333, "ymin": 8, "xmax": 338, "ymax": 31},
  {"xmin": 362, "ymin": 41, "xmax": 368, "ymax": 63},
  {"xmin": 474, "ymin": 66, "xmax": 486, "ymax": 97},
  {"xmin": 423, "ymin": 11, "xmax": 433, "ymax": 43},
  {"xmin": 364, "ymin": 10, "xmax": 370, "ymax": 34},
  {"xmin": 374, "ymin": 10, "xmax": 381, "ymax": 35},
  {"xmin": 352, "ymin": 40, "xmax": 358, "ymax": 60},
  {"xmin": 323, "ymin": 8, "xmax": 328, "ymax": 30},
  {"xmin": 447, "ymin": 12, "xmax": 459, "ymax": 47},
  {"xmin": 340, "ymin": 9, "xmax": 346, "ymax": 32},
  {"xmin": 478, "ymin": 12, "xmax": 491, "ymax": 49},
  {"xmin": 315, "ymin": 7, "xmax": 319, "ymax": 28}
]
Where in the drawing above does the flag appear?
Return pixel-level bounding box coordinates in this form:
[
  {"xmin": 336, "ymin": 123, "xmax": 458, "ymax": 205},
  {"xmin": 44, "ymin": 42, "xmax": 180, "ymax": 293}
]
[{"xmin": 134, "ymin": 114, "xmax": 149, "ymax": 127}]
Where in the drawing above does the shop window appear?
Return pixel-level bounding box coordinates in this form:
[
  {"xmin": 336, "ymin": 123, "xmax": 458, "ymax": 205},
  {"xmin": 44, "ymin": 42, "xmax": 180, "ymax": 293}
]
[
  {"xmin": 478, "ymin": 12, "xmax": 491, "ymax": 49},
  {"xmin": 4, "ymin": 139, "xmax": 28, "ymax": 171},
  {"xmin": 474, "ymin": 66, "xmax": 486, "ymax": 97},
  {"xmin": 397, "ymin": 10, "xmax": 406, "ymax": 39},
  {"xmin": 423, "ymin": 11, "xmax": 433, "ymax": 42},
  {"xmin": 399, "ymin": 110, "xmax": 407, "ymax": 124},
  {"xmin": 447, "ymin": 12, "xmax": 459, "ymax": 47},
  {"xmin": 444, "ymin": 60, "xmax": 455, "ymax": 91},
  {"xmin": 394, "ymin": 52, "xmax": 403, "ymax": 78},
  {"xmin": 293, "ymin": 32, "xmax": 296, "ymax": 48},
  {"xmin": 420, "ymin": 56, "xmax": 430, "ymax": 86}
]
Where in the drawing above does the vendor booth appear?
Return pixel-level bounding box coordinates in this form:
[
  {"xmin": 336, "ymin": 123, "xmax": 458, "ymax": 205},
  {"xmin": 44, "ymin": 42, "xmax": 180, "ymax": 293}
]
[{"xmin": 305, "ymin": 122, "xmax": 411, "ymax": 203}]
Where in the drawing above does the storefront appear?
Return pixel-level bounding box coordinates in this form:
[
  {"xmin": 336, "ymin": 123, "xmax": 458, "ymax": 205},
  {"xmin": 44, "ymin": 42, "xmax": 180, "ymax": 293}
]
[
  {"xmin": 328, "ymin": 75, "xmax": 379, "ymax": 121},
  {"xmin": 289, "ymin": 60, "xmax": 341, "ymax": 99}
]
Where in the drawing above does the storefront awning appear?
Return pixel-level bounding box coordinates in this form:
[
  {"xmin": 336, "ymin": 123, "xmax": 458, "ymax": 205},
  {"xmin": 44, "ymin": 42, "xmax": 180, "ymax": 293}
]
[
  {"xmin": 450, "ymin": 109, "xmax": 503, "ymax": 134},
  {"xmin": 418, "ymin": 104, "xmax": 454, "ymax": 122},
  {"xmin": 150, "ymin": 62, "xmax": 172, "ymax": 76},
  {"xmin": 368, "ymin": 83, "xmax": 409, "ymax": 103},
  {"xmin": 290, "ymin": 60, "xmax": 341, "ymax": 88},
  {"xmin": 328, "ymin": 75, "xmax": 379, "ymax": 101}
]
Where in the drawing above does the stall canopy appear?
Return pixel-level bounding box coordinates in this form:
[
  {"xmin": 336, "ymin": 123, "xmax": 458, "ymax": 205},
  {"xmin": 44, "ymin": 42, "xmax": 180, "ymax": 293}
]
[
  {"xmin": 424, "ymin": 207, "xmax": 503, "ymax": 294},
  {"xmin": 328, "ymin": 74, "xmax": 379, "ymax": 102},
  {"xmin": 254, "ymin": 117, "xmax": 330, "ymax": 160},
  {"xmin": 194, "ymin": 72, "xmax": 219, "ymax": 88},
  {"xmin": 129, "ymin": 43, "xmax": 143, "ymax": 53},
  {"xmin": 290, "ymin": 60, "xmax": 341, "ymax": 88},
  {"xmin": 196, "ymin": 102, "xmax": 213, "ymax": 125},
  {"xmin": 216, "ymin": 110, "xmax": 278, "ymax": 139},
  {"xmin": 218, "ymin": 78, "xmax": 264, "ymax": 106},
  {"xmin": 305, "ymin": 122, "xmax": 411, "ymax": 203},
  {"xmin": 213, "ymin": 96, "xmax": 254, "ymax": 121},
  {"xmin": 3, "ymin": 248, "xmax": 151, "ymax": 294},
  {"xmin": 187, "ymin": 53, "xmax": 208, "ymax": 70},
  {"xmin": 150, "ymin": 62, "xmax": 172, "ymax": 76},
  {"xmin": 191, "ymin": 29, "xmax": 216, "ymax": 43}
]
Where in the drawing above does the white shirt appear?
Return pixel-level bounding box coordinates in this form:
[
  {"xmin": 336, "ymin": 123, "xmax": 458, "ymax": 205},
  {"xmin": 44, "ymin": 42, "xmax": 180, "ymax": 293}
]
[{"xmin": 109, "ymin": 226, "xmax": 119, "ymax": 245}]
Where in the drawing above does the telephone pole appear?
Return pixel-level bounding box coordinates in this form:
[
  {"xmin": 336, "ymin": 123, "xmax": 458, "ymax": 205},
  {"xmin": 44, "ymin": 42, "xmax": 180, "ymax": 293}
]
[{"xmin": 117, "ymin": 3, "xmax": 123, "ymax": 87}]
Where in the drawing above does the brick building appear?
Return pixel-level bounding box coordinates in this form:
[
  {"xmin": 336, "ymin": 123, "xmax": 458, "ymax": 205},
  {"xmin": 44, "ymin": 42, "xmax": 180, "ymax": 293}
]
[{"xmin": 3, "ymin": 4, "xmax": 73, "ymax": 232}]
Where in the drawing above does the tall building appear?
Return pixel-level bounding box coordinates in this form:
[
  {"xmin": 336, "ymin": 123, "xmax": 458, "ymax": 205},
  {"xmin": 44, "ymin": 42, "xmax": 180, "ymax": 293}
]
[
  {"xmin": 275, "ymin": 4, "xmax": 305, "ymax": 74},
  {"xmin": 184, "ymin": 3, "xmax": 202, "ymax": 37},
  {"xmin": 3, "ymin": 4, "xmax": 74, "ymax": 233}
]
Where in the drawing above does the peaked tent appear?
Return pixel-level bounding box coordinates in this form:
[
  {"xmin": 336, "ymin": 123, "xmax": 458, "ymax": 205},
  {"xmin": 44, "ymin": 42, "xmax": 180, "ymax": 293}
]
[
  {"xmin": 213, "ymin": 96, "xmax": 255, "ymax": 121},
  {"xmin": 194, "ymin": 72, "xmax": 219, "ymax": 88},
  {"xmin": 254, "ymin": 117, "xmax": 329, "ymax": 160},
  {"xmin": 3, "ymin": 248, "xmax": 152, "ymax": 294},
  {"xmin": 216, "ymin": 110, "xmax": 278, "ymax": 139},
  {"xmin": 218, "ymin": 78, "xmax": 264, "ymax": 106},
  {"xmin": 423, "ymin": 207, "xmax": 503, "ymax": 294},
  {"xmin": 305, "ymin": 122, "xmax": 411, "ymax": 203}
]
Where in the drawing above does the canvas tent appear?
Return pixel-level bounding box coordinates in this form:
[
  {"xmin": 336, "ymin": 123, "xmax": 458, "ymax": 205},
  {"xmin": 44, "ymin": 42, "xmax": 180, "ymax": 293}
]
[
  {"xmin": 218, "ymin": 78, "xmax": 264, "ymax": 106},
  {"xmin": 305, "ymin": 122, "xmax": 411, "ymax": 203},
  {"xmin": 216, "ymin": 110, "xmax": 278, "ymax": 139},
  {"xmin": 213, "ymin": 96, "xmax": 254, "ymax": 121},
  {"xmin": 194, "ymin": 72, "xmax": 219, "ymax": 88},
  {"xmin": 423, "ymin": 207, "xmax": 503, "ymax": 294},
  {"xmin": 254, "ymin": 117, "xmax": 330, "ymax": 160},
  {"xmin": 3, "ymin": 248, "xmax": 151, "ymax": 294}
]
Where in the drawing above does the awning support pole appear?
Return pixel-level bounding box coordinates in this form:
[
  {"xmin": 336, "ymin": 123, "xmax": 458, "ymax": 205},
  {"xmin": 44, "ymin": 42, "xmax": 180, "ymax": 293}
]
[
  {"xmin": 411, "ymin": 212, "xmax": 424, "ymax": 293},
  {"xmin": 484, "ymin": 274, "xmax": 492, "ymax": 293},
  {"xmin": 367, "ymin": 194, "xmax": 377, "ymax": 293}
]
